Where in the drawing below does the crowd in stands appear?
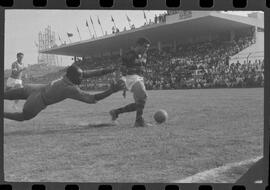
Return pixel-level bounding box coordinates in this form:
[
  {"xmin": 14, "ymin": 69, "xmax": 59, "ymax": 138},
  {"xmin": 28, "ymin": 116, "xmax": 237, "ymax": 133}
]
[
  {"xmin": 154, "ymin": 13, "xmax": 166, "ymax": 24},
  {"xmin": 112, "ymin": 26, "xmax": 120, "ymax": 34},
  {"xmin": 28, "ymin": 27, "xmax": 263, "ymax": 91},
  {"xmin": 77, "ymin": 28, "xmax": 263, "ymax": 91},
  {"xmin": 109, "ymin": 11, "xmax": 193, "ymax": 36},
  {"xmin": 143, "ymin": 28, "xmax": 260, "ymax": 89}
]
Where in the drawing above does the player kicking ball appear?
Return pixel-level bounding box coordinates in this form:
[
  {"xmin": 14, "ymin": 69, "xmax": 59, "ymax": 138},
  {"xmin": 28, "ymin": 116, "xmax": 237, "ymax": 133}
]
[
  {"xmin": 109, "ymin": 37, "xmax": 151, "ymax": 127},
  {"xmin": 4, "ymin": 65, "xmax": 124, "ymax": 122}
]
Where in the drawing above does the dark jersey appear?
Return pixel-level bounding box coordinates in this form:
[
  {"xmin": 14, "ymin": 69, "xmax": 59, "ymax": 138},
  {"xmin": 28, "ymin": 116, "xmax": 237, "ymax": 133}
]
[{"xmin": 121, "ymin": 50, "xmax": 147, "ymax": 76}]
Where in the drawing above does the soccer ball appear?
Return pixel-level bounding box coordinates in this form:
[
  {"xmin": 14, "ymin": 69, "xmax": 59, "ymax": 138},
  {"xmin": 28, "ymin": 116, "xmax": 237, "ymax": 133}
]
[{"xmin": 154, "ymin": 109, "xmax": 168, "ymax": 124}]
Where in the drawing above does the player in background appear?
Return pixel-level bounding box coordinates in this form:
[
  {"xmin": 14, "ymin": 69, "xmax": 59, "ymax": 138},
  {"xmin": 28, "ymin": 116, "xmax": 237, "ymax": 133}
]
[
  {"xmin": 6, "ymin": 52, "xmax": 26, "ymax": 110},
  {"xmin": 110, "ymin": 37, "xmax": 151, "ymax": 127},
  {"xmin": 4, "ymin": 65, "xmax": 125, "ymax": 122}
]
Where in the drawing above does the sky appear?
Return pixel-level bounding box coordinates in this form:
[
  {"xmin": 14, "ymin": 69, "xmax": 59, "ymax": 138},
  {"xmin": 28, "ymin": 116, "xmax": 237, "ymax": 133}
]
[{"xmin": 4, "ymin": 10, "xmax": 260, "ymax": 70}]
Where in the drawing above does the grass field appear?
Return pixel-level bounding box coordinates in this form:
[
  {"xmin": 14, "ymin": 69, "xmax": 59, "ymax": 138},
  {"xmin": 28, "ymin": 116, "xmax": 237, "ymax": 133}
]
[{"xmin": 4, "ymin": 88, "xmax": 264, "ymax": 182}]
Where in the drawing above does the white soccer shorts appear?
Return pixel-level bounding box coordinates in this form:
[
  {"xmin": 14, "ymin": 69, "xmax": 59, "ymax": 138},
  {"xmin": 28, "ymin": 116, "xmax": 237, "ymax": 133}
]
[
  {"xmin": 121, "ymin": 75, "xmax": 144, "ymax": 91},
  {"xmin": 6, "ymin": 77, "xmax": 23, "ymax": 88}
]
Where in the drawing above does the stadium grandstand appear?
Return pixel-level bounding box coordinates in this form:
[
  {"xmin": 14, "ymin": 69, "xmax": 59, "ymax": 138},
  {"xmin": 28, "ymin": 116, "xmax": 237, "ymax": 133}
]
[{"xmin": 40, "ymin": 11, "xmax": 264, "ymax": 91}]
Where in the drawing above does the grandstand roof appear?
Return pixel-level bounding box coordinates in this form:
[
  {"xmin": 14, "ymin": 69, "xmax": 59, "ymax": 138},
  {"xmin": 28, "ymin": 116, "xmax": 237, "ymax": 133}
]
[{"xmin": 40, "ymin": 11, "xmax": 264, "ymax": 57}]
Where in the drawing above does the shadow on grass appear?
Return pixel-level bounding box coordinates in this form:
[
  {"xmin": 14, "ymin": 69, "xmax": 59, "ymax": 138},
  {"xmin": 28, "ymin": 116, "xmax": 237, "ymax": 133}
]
[{"xmin": 4, "ymin": 122, "xmax": 116, "ymax": 137}]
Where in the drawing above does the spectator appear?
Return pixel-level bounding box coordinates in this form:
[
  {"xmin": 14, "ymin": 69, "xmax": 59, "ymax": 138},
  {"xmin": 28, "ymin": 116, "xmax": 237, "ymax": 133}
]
[{"xmin": 30, "ymin": 28, "xmax": 263, "ymax": 90}]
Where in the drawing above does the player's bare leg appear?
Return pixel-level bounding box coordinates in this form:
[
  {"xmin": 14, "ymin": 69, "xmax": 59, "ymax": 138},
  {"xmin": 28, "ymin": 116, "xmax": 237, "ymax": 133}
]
[
  {"xmin": 110, "ymin": 80, "xmax": 151, "ymax": 127},
  {"xmin": 12, "ymin": 100, "xmax": 19, "ymax": 110},
  {"xmin": 4, "ymin": 88, "xmax": 25, "ymax": 115},
  {"xmin": 12, "ymin": 84, "xmax": 23, "ymax": 110}
]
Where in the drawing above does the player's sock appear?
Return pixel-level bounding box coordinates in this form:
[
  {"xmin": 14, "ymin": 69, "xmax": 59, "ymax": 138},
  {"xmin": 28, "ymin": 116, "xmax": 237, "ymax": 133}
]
[
  {"xmin": 135, "ymin": 99, "xmax": 146, "ymax": 121},
  {"xmin": 136, "ymin": 109, "xmax": 143, "ymax": 121},
  {"xmin": 134, "ymin": 99, "xmax": 151, "ymax": 127},
  {"xmin": 115, "ymin": 103, "xmax": 137, "ymax": 114}
]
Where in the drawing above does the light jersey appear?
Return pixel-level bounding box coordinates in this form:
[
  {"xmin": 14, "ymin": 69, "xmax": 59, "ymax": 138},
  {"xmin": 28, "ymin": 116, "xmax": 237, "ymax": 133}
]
[
  {"xmin": 10, "ymin": 61, "xmax": 24, "ymax": 80},
  {"xmin": 41, "ymin": 76, "xmax": 77, "ymax": 105}
]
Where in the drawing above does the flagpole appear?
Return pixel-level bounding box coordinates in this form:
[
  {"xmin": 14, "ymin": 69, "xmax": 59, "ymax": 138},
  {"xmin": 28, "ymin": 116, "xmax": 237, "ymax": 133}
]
[
  {"xmin": 76, "ymin": 26, "xmax": 82, "ymax": 41},
  {"xmin": 90, "ymin": 16, "xmax": 97, "ymax": 38},
  {"xmin": 111, "ymin": 16, "xmax": 117, "ymax": 30},
  {"xmin": 143, "ymin": 11, "xmax": 148, "ymax": 24},
  {"xmin": 86, "ymin": 20, "xmax": 92, "ymax": 38},
  {"xmin": 97, "ymin": 16, "xmax": 104, "ymax": 36},
  {"xmin": 58, "ymin": 34, "xmax": 63, "ymax": 44},
  {"xmin": 126, "ymin": 14, "xmax": 132, "ymax": 29}
]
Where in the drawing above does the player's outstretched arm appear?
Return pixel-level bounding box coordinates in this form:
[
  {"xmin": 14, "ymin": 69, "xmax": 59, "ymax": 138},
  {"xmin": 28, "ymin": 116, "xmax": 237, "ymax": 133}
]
[
  {"xmin": 93, "ymin": 79, "xmax": 126, "ymax": 101},
  {"xmin": 67, "ymin": 80, "xmax": 125, "ymax": 104},
  {"xmin": 67, "ymin": 86, "xmax": 97, "ymax": 104},
  {"xmin": 82, "ymin": 67, "xmax": 116, "ymax": 79}
]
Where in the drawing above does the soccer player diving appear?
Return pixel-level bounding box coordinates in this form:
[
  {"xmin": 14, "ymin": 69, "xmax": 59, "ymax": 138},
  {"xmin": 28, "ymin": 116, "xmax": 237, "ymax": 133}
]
[
  {"xmin": 4, "ymin": 65, "xmax": 124, "ymax": 121},
  {"xmin": 110, "ymin": 37, "xmax": 151, "ymax": 127}
]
